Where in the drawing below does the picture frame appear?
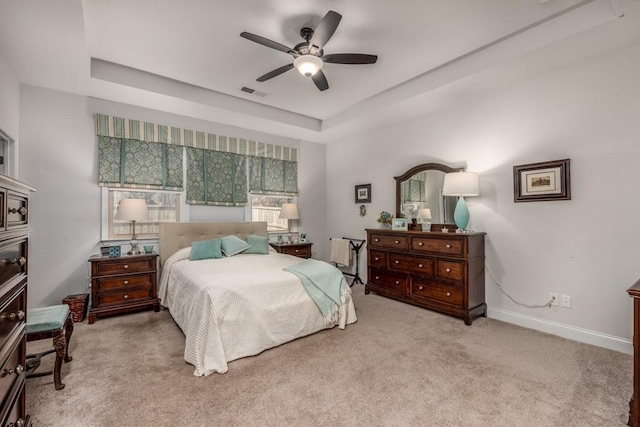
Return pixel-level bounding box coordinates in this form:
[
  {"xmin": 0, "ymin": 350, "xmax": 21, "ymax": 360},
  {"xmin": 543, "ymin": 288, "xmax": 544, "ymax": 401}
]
[
  {"xmin": 513, "ymin": 159, "xmax": 571, "ymax": 203},
  {"xmin": 299, "ymin": 232, "xmax": 307, "ymax": 243},
  {"xmin": 392, "ymin": 217, "xmax": 408, "ymax": 231},
  {"xmin": 355, "ymin": 184, "xmax": 371, "ymax": 203}
]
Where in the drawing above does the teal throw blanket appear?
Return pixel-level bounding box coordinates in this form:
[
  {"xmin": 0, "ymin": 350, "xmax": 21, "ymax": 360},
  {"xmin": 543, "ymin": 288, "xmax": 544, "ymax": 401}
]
[{"xmin": 284, "ymin": 259, "xmax": 347, "ymax": 323}]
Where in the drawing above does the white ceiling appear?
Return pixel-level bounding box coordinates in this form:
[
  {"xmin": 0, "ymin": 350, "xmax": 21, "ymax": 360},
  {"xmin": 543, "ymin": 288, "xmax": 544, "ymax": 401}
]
[{"xmin": 1, "ymin": 0, "xmax": 640, "ymax": 143}]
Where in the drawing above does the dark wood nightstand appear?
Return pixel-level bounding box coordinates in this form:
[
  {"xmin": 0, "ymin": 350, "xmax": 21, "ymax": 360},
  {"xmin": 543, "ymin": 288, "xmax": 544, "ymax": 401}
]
[
  {"xmin": 270, "ymin": 242, "xmax": 313, "ymax": 259},
  {"xmin": 88, "ymin": 253, "xmax": 160, "ymax": 324}
]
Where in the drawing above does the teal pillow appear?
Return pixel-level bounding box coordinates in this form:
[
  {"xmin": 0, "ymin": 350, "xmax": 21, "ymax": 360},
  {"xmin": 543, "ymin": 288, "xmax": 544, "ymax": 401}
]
[
  {"xmin": 190, "ymin": 239, "xmax": 222, "ymax": 261},
  {"xmin": 221, "ymin": 235, "xmax": 251, "ymax": 257},
  {"xmin": 244, "ymin": 235, "xmax": 269, "ymax": 255}
]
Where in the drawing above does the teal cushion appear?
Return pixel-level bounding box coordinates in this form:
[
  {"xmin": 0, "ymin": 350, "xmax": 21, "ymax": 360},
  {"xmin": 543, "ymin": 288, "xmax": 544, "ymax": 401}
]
[
  {"xmin": 221, "ymin": 235, "xmax": 251, "ymax": 257},
  {"xmin": 244, "ymin": 235, "xmax": 269, "ymax": 255},
  {"xmin": 190, "ymin": 239, "xmax": 222, "ymax": 261},
  {"xmin": 27, "ymin": 305, "xmax": 70, "ymax": 334}
]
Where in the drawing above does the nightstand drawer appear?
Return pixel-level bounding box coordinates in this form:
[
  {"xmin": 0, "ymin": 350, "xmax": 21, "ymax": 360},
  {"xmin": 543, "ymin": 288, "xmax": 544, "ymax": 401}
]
[
  {"xmin": 96, "ymin": 286, "xmax": 153, "ymax": 306},
  {"xmin": 94, "ymin": 258, "xmax": 155, "ymax": 276},
  {"xmin": 95, "ymin": 273, "xmax": 153, "ymax": 291},
  {"xmin": 6, "ymin": 192, "xmax": 28, "ymax": 228},
  {"xmin": 0, "ymin": 239, "xmax": 27, "ymax": 293},
  {"xmin": 280, "ymin": 245, "xmax": 311, "ymax": 257},
  {"xmin": 0, "ymin": 282, "xmax": 26, "ymax": 352},
  {"xmin": 0, "ymin": 337, "xmax": 24, "ymax": 404}
]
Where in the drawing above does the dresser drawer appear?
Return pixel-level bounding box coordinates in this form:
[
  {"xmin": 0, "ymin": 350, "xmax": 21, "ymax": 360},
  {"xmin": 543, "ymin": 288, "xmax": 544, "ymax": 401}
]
[
  {"xmin": 368, "ymin": 250, "xmax": 387, "ymax": 268},
  {"xmin": 411, "ymin": 236, "xmax": 464, "ymax": 256},
  {"xmin": 0, "ymin": 337, "xmax": 24, "ymax": 407},
  {"xmin": 280, "ymin": 245, "xmax": 311, "ymax": 258},
  {"xmin": 0, "ymin": 239, "xmax": 27, "ymax": 288},
  {"xmin": 6, "ymin": 192, "xmax": 28, "ymax": 229},
  {"xmin": 369, "ymin": 234, "xmax": 409, "ymax": 250},
  {"xmin": 412, "ymin": 280, "xmax": 463, "ymax": 307},
  {"xmin": 388, "ymin": 253, "xmax": 433, "ymax": 276},
  {"xmin": 93, "ymin": 257, "xmax": 156, "ymax": 276},
  {"xmin": 436, "ymin": 259, "xmax": 465, "ymax": 282},
  {"xmin": 0, "ymin": 283, "xmax": 26, "ymax": 355},
  {"xmin": 368, "ymin": 269, "xmax": 408, "ymax": 293},
  {"xmin": 96, "ymin": 286, "xmax": 153, "ymax": 306},
  {"xmin": 0, "ymin": 378, "xmax": 28, "ymax": 427},
  {"xmin": 95, "ymin": 273, "xmax": 153, "ymax": 291}
]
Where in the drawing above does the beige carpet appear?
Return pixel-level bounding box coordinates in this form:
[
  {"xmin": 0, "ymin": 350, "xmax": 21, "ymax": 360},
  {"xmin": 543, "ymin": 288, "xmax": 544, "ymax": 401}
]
[{"xmin": 27, "ymin": 285, "xmax": 632, "ymax": 426}]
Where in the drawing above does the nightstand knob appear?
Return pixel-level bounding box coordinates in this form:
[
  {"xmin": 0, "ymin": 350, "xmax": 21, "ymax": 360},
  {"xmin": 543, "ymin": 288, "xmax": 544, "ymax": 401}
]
[
  {"xmin": 124, "ymin": 264, "xmax": 129, "ymax": 269},
  {"xmin": 123, "ymin": 280, "xmax": 129, "ymax": 285},
  {"xmin": 123, "ymin": 294, "xmax": 129, "ymax": 300},
  {"xmin": 419, "ymin": 286, "xmax": 424, "ymax": 290},
  {"xmin": 374, "ymin": 238, "xmax": 379, "ymax": 242},
  {"xmin": 395, "ymin": 281, "xmax": 400, "ymax": 285},
  {"xmin": 374, "ymin": 257, "xmax": 379, "ymax": 261},
  {"xmin": 295, "ymin": 250, "xmax": 299, "ymax": 253},
  {"xmin": 375, "ymin": 276, "xmax": 380, "ymax": 280},
  {"xmin": 394, "ymin": 260, "xmax": 399, "ymax": 264},
  {"xmin": 446, "ymin": 292, "xmax": 452, "ymax": 297},
  {"xmin": 418, "ymin": 242, "xmax": 424, "ymax": 246},
  {"xmin": 446, "ymin": 244, "xmax": 452, "ymax": 248},
  {"xmin": 446, "ymin": 268, "xmax": 451, "ymax": 273},
  {"xmin": 394, "ymin": 240, "xmax": 399, "ymax": 244},
  {"xmin": 418, "ymin": 264, "xmax": 423, "ymax": 268}
]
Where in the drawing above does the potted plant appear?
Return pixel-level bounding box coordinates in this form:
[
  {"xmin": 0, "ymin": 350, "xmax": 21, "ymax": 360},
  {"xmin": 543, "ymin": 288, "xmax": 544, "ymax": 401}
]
[{"xmin": 377, "ymin": 211, "xmax": 393, "ymax": 228}]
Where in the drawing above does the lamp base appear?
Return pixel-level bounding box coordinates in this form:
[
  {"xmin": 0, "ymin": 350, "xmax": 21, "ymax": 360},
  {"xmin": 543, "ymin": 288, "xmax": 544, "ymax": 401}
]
[
  {"xmin": 127, "ymin": 239, "xmax": 141, "ymax": 255},
  {"xmin": 453, "ymin": 196, "xmax": 470, "ymax": 231}
]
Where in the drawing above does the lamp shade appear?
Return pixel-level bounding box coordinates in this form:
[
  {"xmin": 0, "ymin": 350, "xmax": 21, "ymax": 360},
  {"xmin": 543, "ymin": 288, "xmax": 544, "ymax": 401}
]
[
  {"xmin": 115, "ymin": 199, "xmax": 149, "ymax": 221},
  {"xmin": 417, "ymin": 208, "xmax": 432, "ymax": 220},
  {"xmin": 294, "ymin": 55, "xmax": 323, "ymax": 77},
  {"xmin": 279, "ymin": 203, "xmax": 300, "ymax": 220},
  {"xmin": 442, "ymin": 172, "xmax": 480, "ymax": 197}
]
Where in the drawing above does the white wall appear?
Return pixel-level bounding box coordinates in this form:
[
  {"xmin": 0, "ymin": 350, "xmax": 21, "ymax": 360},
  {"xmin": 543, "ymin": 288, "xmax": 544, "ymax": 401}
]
[
  {"xmin": 19, "ymin": 85, "xmax": 327, "ymax": 308},
  {"xmin": 326, "ymin": 43, "xmax": 640, "ymax": 353}
]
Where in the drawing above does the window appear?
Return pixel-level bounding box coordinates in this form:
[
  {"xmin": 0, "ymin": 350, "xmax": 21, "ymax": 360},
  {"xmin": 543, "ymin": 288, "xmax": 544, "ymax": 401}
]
[
  {"xmin": 104, "ymin": 189, "xmax": 181, "ymax": 240},
  {"xmin": 250, "ymin": 195, "xmax": 294, "ymax": 232}
]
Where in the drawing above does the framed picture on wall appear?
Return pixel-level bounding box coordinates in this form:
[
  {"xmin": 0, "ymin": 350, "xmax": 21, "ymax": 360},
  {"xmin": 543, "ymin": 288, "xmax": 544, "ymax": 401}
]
[
  {"xmin": 355, "ymin": 184, "xmax": 371, "ymax": 203},
  {"xmin": 513, "ymin": 159, "xmax": 571, "ymax": 202}
]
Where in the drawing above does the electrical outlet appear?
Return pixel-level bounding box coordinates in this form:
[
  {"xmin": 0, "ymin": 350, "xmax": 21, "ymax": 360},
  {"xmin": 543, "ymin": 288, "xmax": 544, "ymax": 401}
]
[
  {"xmin": 560, "ymin": 295, "xmax": 572, "ymax": 308},
  {"xmin": 549, "ymin": 293, "xmax": 559, "ymax": 307}
]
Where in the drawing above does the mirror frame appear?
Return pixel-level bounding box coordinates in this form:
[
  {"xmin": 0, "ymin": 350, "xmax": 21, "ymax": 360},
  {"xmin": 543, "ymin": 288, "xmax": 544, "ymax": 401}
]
[{"xmin": 394, "ymin": 162, "xmax": 465, "ymax": 230}]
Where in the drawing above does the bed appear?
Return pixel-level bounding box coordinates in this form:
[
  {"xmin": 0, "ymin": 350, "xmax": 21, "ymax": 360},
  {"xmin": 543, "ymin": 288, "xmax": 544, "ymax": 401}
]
[{"xmin": 158, "ymin": 221, "xmax": 357, "ymax": 377}]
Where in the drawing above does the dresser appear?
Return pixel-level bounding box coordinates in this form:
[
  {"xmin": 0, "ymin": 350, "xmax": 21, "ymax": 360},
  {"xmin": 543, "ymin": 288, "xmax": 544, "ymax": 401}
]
[
  {"xmin": 366, "ymin": 229, "xmax": 486, "ymax": 325},
  {"xmin": 88, "ymin": 253, "xmax": 160, "ymax": 324},
  {"xmin": 269, "ymin": 242, "xmax": 313, "ymax": 259},
  {"xmin": 0, "ymin": 174, "xmax": 34, "ymax": 427},
  {"xmin": 627, "ymin": 279, "xmax": 640, "ymax": 426}
]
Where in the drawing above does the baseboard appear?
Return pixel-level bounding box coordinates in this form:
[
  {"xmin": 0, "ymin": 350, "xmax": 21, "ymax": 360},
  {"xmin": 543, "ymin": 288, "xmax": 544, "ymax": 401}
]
[{"xmin": 487, "ymin": 307, "xmax": 632, "ymax": 355}]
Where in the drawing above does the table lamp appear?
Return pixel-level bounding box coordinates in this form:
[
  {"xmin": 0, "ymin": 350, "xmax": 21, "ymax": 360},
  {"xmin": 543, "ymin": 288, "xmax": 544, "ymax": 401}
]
[
  {"xmin": 442, "ymin": 172, "xmax": 479, "ymax": 232},
  {"xmin": 417, "ymin": 208, "xmax": 432, "ymax": 232},
  {"xmin": 279, "ymin": 203, "xmax": 299, "ymax": 243},
  {"xmin": 115, "ymin": 198, "xmax": 149, "ymax": 254}
]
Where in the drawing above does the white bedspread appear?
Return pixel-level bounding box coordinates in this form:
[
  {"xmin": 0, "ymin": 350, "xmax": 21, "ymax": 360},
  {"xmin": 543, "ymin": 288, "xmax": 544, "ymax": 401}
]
[{"xmin": 159, "ymin": 248, "xmax": 357, "ymax": 377}]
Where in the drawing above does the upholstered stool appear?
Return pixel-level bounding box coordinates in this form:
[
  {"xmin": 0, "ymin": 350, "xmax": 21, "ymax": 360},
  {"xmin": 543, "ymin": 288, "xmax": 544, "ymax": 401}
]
[{"xmin": 26, "ymin": 304, "xmax": 74, "ymax": 390}]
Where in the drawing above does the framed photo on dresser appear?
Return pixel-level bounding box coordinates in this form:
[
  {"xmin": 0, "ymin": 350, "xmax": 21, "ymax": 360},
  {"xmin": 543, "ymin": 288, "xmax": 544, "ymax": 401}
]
[{"xmin": 392, "ymin": 218, "xmax": 408, "ymax": 231}]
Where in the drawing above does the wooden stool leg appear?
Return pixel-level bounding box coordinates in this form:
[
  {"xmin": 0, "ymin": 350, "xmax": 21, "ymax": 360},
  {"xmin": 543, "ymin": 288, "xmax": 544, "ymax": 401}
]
[
  {"xmin": 64, "ymin": 313, "xmax": 74, "ymax": 363},
  {"xmin": 52, "ymin": 333, "xmax": 66, "ymax": 390}
]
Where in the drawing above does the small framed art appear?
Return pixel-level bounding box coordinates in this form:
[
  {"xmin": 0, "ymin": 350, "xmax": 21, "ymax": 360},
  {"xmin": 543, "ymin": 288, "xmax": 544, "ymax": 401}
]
[
  {"xmin": 392, "ymin": 218, "xmax": 408, "ymax": 231},
  {"xmin": 299, "ymin": 233, "xmax": 307, "ymax": 243},
  {"xmin": 355, "ymin": 184, "xmax": 371, "ymax": 203},
  {"xmin": 513, "ymin": 159, "xmax": 571, "ymax": 203}
]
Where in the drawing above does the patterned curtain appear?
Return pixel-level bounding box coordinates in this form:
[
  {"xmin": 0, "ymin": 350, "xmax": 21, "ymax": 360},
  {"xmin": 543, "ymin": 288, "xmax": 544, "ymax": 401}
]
[
  {"xmin": 248, "ymin": 156, "xmax": 298, "ymax": 195},
  {"xmin": 98, "ymin": 136, "xmax": 183, "ymax": 190},
  {"xmin": 186, "ymin": 147, "xmax": 248, "ymax": 206},
  {"xmin": 402, "ymin": 179, "xmax": 426, "ymax": 202}
]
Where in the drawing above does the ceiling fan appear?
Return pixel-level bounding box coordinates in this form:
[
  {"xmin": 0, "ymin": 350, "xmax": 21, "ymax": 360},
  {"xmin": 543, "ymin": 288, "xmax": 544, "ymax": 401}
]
[{"xmin": 240, "ymin": 10, "xmax": 377, "ymax": 92}]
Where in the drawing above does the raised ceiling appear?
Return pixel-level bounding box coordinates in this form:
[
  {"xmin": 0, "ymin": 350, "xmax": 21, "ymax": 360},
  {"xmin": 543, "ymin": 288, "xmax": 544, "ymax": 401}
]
[{"xmin": 1, "ymin": 0, "xmax": 639, "ymax": 143}]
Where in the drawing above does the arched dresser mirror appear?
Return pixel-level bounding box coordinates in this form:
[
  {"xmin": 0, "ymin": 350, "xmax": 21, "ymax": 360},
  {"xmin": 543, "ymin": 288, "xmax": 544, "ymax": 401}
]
[{"xmin": 394, "ymin": 163, "xmax": 464, "ymax": 230}]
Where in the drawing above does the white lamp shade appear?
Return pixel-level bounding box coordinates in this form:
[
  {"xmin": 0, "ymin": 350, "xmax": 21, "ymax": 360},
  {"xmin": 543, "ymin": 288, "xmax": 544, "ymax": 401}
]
[
  {"xmin": 294, "ymin": 55, "xmax": 323, "ymax": 77},
  {"xmin": 115, "ymin": 199, "xmax": 149, "ymax": 221},
  {"xmin": 279, "ymin": 203, "xmax": 300, "ymax": 220},
  {"xmin": 417, "ymin": 208, "xmax": 432, "ymax": 220},
  {"xmin": 442, "ymin": 172, "xmax": 480, "ymax": 197}
]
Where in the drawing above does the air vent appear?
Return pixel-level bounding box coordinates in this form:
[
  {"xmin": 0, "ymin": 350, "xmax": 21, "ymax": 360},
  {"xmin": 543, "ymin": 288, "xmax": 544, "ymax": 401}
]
[{"xmin": 240, "ymin": 87, "xmax": 268, "ymax": 97}]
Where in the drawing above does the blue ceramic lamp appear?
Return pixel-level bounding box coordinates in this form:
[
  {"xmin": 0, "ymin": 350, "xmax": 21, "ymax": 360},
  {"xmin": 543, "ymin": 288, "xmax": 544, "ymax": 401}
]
[{"xmin": 442, "ymin": 172, "xmax": 479, "ymax": 231}]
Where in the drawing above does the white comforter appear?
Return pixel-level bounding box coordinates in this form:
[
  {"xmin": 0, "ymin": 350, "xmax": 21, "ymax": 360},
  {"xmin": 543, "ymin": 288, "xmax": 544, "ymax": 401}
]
[{"xmin": 159, "ymin": 248, "xmax": 357, "ymax": 377}]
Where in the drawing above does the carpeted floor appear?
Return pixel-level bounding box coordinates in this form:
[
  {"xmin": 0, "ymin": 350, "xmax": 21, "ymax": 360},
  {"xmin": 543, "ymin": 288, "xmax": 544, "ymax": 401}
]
[{"xmin": 26, "ymin": 285, "xmax": 632, "ymax": 426}]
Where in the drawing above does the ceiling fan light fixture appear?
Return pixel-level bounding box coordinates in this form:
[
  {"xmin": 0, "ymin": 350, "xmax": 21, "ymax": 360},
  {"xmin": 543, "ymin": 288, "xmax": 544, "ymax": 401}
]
[{"xmin": 294, "ymin": 55, "xmax": 323, "ymax": 77}]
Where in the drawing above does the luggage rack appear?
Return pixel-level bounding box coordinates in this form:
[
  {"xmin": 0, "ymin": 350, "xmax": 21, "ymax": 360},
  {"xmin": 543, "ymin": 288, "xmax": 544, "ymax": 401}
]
[{"xmin": 330, "ymin": 237, "xmax": 365, "ymax": 287}]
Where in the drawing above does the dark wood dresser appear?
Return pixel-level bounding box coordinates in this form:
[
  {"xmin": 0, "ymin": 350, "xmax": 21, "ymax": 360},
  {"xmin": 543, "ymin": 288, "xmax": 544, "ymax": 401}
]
[
  {"xmin": 627, "ymin": 279, "xmax": 640, "ymax": 426},
  {"xmin": 0, "ymin": 174, "xmax": 34, "ymax": 427},
  {"xmin": 366, "ymin": 228, "xmax": 486, "ymax": 325},
  {"xmin": 269, "ymin": 242, "xmax": 313, "ymax": 259},
  {"xmin": 88, "ymin": 253, "xmax": 160, "ymax": 324}
]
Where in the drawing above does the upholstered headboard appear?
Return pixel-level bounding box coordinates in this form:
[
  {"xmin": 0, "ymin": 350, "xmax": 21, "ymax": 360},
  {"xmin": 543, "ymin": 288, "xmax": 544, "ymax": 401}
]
[{"xmin": 159, "ymin": 221, "xmax": 268, "ymax": 266}]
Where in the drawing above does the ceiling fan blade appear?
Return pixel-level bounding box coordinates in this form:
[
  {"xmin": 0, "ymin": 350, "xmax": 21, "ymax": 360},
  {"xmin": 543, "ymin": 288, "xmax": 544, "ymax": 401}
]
[
  {"xmin": 311, "ymin": 70, "xmax": 329, "ymax": 91},
  {"xmin": 240, "ymin": 32, "xmax": 293, "ymax": 54},
  {"xmin": 309, "ymin": 11, "xmax": 342, "ymax": 52},
  {"xmin": 322, "ymin": 53, "xmax": 378, "ymax": 64},
  {"xmin": 256, "ymin": 63, "xmax": 295, "ymax": 82}
]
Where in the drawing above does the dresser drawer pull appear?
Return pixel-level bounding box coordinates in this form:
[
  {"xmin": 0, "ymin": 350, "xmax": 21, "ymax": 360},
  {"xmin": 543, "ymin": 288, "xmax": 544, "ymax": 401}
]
[
  {"xmin": 4, "ymin": 310, "xmax": 25, "ymax": 321},
  {"xmin": 374, "ymin": 238, "xmax": 379, "ymax": 242},
  {"xmin": 375, "ymin": 276, "xmax": 380, "ymax": 280},
  {"xmin": 395, "ymin": 281, "xmax": 400, "ymax": 285},
  {"xmin": 374, "ymin": 257, "xmax": 379, "ymax": 261},
  {"xmin": 124, "ymin": 264, "xmax": 129, "ymax": 269},
  {"xmin": 446, "ymin": 292, "xmax": 452, "ymax": 297},
  {"xmin": 419, "ymin": 286, "xmax": 424, "ymax": 290},
  {"xmin": 445, "ymin": 268, "xmax": 451, "ymax": 273},
  {"xmin": 418, "ymin": 264, "xmax": 424, "ymax": 268},
  {"xmin": 9, "ymin": 257, "xmax": 26, "ymax": 266},
  {"xmin": 123, "ymin": 294, "xmax": 129, "ymax": 300},
  {"xmin": 446, "ymin": 244, "xmax": 452, "ymax": 248},
  {"xmin": 8, "ymin": 418, "xmax": 25, "ymax": 427},
  {"xmin": 394, "ymin": 240, "xmax": 399, "ymax": 244},
  {"xmin": 418, "ymin": 242, "xmax": 424, "ymax": 246},
  {"xmin": 394, "ymin": 260, "xmax": 399, "ymax": 264},
  {"xmin": 2, "ymin": 364, "xmax": 24, "ymax": 376},
  {"xmin": 8, "ymin": 206, "xmax": 27, "ymax": 215},
  {"xmin": 123, "ymin": 280, "xmax": 129, "ymax": 285},
  {"xmin": 295, "ymin": 249, "xmax": 299, "ymax": 253}
]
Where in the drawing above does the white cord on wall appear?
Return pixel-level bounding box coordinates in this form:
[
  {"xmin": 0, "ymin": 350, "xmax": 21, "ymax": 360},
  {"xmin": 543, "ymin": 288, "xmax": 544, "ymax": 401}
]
[{"xmin": 487, "ymin": 267, "xmax": 555, "ymax": 309}]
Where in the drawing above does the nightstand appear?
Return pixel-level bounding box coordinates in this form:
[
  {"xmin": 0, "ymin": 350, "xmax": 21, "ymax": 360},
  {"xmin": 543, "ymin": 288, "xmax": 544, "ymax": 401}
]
[
  {"xmin": 88, "ymin": 253, "xmax": 160, "ymax": 324},
  {"xmin": 270, "ymin": 242, "xmax": 313, "ymax": 259}
]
